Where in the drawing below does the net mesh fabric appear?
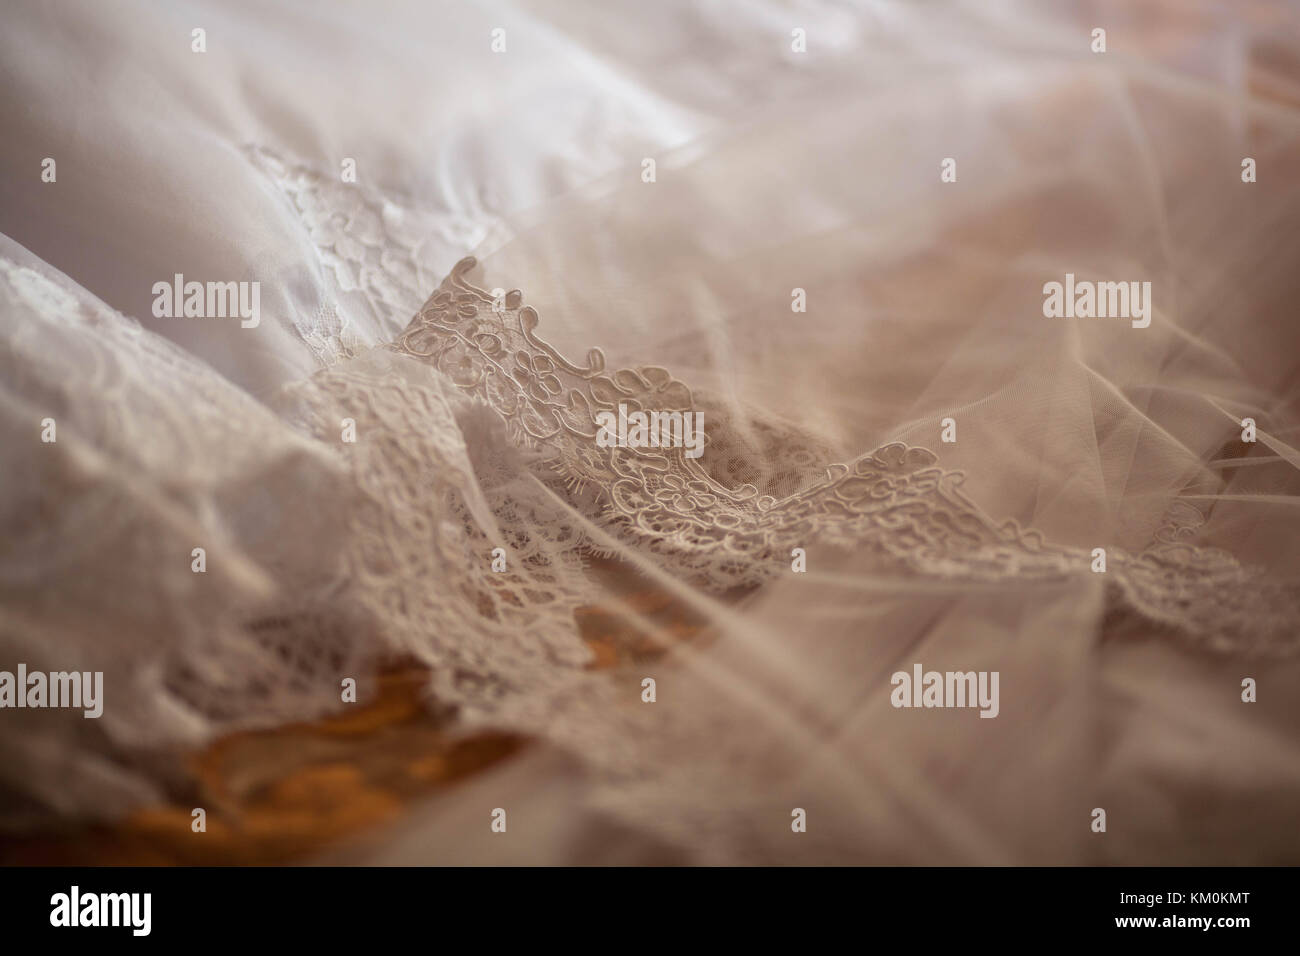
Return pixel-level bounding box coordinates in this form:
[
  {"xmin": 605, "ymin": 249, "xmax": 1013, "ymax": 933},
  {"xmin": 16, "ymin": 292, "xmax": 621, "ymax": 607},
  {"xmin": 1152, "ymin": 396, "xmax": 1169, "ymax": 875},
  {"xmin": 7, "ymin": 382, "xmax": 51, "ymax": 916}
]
[
  {"xmin": 4, "ymin": 245, "xmax": 1298, "ymax": 862},
  {"xmin": 4, "ymin": 0, "xmax": 1300, "ymax": 861}
]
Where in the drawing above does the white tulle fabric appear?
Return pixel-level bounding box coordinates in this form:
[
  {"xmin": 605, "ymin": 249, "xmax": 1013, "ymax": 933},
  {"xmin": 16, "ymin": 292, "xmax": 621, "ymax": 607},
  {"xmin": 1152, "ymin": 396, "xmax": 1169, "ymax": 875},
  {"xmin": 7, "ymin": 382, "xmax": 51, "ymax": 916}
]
[{"xmin": 3, "ymin": 0, "xmax": 1300, "ymax": 863}]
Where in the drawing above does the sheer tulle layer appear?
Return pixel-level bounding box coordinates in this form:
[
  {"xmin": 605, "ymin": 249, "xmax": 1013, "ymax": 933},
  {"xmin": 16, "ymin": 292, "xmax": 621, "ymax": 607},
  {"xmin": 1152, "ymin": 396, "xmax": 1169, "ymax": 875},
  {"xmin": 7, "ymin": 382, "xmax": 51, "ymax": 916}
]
[{"xmin": 2, "ymin": 0, "xmax": 1298, "ymax": 862}]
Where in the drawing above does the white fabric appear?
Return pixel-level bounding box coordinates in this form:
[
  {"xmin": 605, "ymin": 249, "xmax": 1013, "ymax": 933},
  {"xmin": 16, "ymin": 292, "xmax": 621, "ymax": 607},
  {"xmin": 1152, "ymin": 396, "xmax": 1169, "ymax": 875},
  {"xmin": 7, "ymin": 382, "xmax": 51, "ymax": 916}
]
[{"xmin": 2, "ymin": 0, "xmax": 1300, "ymax": 863}]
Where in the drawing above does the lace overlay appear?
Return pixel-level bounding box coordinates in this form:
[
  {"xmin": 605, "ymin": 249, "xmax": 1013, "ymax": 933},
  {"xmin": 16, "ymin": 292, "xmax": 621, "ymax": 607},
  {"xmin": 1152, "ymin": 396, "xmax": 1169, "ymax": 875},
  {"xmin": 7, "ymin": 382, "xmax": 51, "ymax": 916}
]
[
  {"xmin": 0, "ymin": 258, "xmax": 368, "ymax": 823},
  {"xmin": 276, "ymin": 350, "xmax": 602, "ymax": 726},
  {"xmin": 389, "ymin": 257, "xmax": 1300, "ymax": 657},
  {"xmin": 5, "ymin": 241, "xmax": 1294, "ymax": 835},
  {"xmin": 244, "ymin": 144, "xmax": 495, "ymax": 368}
]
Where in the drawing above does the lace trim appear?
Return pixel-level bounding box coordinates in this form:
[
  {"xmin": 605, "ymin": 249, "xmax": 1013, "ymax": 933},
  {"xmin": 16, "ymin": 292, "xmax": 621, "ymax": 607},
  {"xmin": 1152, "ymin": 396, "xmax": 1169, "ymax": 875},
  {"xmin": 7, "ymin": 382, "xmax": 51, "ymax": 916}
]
[
  {"xmin": 244, "ymin": 144, "xmax": 495, "ymax": 368},
  {"xmin": 387, "ymin": 257, "xmax": 1299, "ymax": 655},
  {"xmin": 244, "ymin": 133, "xmax": 1299, "ymax": 660}
]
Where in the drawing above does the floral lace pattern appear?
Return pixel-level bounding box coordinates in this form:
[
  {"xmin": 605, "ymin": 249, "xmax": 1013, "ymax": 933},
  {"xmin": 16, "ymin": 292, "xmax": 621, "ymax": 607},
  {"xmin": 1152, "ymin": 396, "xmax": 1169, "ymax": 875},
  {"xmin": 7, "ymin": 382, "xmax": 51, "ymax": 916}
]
[
  {"xmin": 388, "ymin": 257, "xmax": 1300, "ymax": 656},
  {"xmin": 245, "ymin": 141, "xmax": 1299, "ymax": 660},
  {"xmin": 244, "ymin": 144, "xmax": 497, "ymax": 368},
  {"xmin": 275, "ymin": 349, "xmax": 604, "ymax": 726},
  {"xmin": 4, "ymin": 156, "xmax": 1293, "ymax": 833}
]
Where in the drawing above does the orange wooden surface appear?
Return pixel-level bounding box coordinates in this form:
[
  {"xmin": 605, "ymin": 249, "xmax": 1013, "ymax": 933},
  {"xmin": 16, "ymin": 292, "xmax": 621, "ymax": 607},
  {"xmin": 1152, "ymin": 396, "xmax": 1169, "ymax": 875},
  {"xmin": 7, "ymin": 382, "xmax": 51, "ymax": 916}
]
[{"xmin": 3, "ymin": 559, "xmax": 726, "ymax": 865}]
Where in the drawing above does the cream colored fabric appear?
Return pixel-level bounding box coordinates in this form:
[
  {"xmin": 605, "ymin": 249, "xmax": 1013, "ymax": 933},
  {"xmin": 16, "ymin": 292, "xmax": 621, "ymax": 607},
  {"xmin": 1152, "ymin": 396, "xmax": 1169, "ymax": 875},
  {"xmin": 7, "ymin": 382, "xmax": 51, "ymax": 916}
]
[{"xmin": 2, "ymin": 0, "xmax": 1299, "ymax": 862}]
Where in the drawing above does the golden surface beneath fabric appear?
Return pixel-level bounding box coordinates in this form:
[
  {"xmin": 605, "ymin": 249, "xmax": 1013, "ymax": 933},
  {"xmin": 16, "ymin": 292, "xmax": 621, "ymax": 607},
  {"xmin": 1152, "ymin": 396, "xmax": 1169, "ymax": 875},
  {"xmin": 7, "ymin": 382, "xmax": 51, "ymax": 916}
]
[{"xmin": 3, "ymin": 562, "xmax": 715, "ymax": 866}]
